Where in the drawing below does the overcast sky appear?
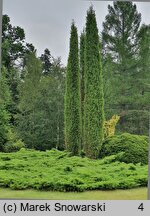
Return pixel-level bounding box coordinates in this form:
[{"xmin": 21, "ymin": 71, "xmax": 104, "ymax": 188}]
[{"xmin": 3, "ymin": 0, "xmax": 150, "ymax": 66}]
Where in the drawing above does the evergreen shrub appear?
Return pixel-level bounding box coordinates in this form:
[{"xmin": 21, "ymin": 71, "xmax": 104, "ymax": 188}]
[
  {"xmin": 4, "ymin": 140, "xmax": 25, "ymax": 153},
  {"xmin": 100, "ymin": 133, "xmax": 148, "ymax": 164},
  {"xmin": 0, "ymin": 149, "xmax": 148, "ymax": 191}
]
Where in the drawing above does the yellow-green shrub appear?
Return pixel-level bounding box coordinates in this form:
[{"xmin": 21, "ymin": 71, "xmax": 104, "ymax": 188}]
[{"xmin": 104, "ymin": 115, "xmax": 120, "ymax": 138}]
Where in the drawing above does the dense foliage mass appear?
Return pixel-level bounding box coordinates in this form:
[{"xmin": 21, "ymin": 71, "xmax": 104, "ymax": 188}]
[
  {"xmin": 0, "ymin": 2, "xmax": 149, "ymax": 194},
  {"xmin": 0, "ymin": 68, "xmax": 11, "ymax": 150},
  {"xmin": 1, "ymin": 15, "xmax": 65, "ymax": 152},
  {"xmin": 83, "ymin": 7, "xmax": 104, "ymax": 158},
  {"xmin": 102, "ymin": 2, "xmax": 150, "ymax": 135},
  {"xmin": 80, "ymin": 31, "xmax": 86, "ymax": 148},
  {"xmin": 64, "ymin": 22, "xmax": 81, "ymax": 155},
  {"xmin": 101, "ymin": 133, "xmax": 148, "ymax": 164},
  {"xmin": 0, "ymin": 149, "xmax": 148, "ymax": 191},
  {"xmin": 0, "ymin": 2, "xmax": 149, "ymax": 161}
]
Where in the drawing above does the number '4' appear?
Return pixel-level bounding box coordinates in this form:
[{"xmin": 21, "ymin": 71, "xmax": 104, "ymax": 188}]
[{"xmin": 138, "ymin": 203, "xmax": 144, "ymax": 211}]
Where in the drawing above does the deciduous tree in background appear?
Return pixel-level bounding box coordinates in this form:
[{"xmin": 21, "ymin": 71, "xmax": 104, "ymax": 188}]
[
  {"xmin": 0, "ymin": 67, "xmax": 11, "ymax": 150},
  {"xmin": 17, "ymin": 53, "xmax": 42, "ymax": 149},
  {"xmin": 17, "ymin": 53, "xmax": 65, "ymax": 150}
]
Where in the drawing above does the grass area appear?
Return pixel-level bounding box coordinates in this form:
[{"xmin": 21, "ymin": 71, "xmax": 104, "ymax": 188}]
[
  {"xmin": 0, "ymin": 149, "xmax": 148, "ymax": 192},
  {"xmin": 0, "ymin": 188, "xmax": 147, "ymax": 200}
]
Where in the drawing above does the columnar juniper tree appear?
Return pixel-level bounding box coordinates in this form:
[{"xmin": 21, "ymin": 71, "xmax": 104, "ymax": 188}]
[
  {"xmin": 84, "ymin": 6, "xmax": 104, "ymax": 159},
  {"xmin": 64, "ymin": 22, "xmax": 81, "ymax": 155},
  {"xmin": 80, "ymin": 30, "xmax": 86, "ymax": 148}
]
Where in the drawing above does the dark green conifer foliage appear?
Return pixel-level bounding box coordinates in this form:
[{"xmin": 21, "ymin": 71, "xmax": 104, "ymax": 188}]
[
  {"xmin": 64, "ymin": 22, "xmax": 81, "ymax": 155},
  {"xmin": 80, "ymin": 31, "xmax": 86, "ymax": 148},
  {"xmin": 102, "ymin": 2, "xmax": 147, "ymax": 134},
  {"xmin": 0, "ymin": 68, "xmax": 11, "ymax": 151},
  {"xmin": 84, "ymin": 7, "xmax": 104, "ymax": 159}
]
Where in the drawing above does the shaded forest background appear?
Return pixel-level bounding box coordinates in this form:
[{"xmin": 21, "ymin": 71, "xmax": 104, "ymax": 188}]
[{"xmin": 0, "ymin": 1, "xmax": 149, "ymax": 153}]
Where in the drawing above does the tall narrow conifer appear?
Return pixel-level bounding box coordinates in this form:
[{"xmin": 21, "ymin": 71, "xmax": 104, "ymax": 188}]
[
  {"xmin": 64, "ymin": 22, "xmax": 81, "ymax": 155},
  {"xmin": 80, "ymin": 30, "xmax": 86, "ymax": 148},
  {"xmin": 84, "ymin": 7, "xmax": 104, "ymax": 158}
]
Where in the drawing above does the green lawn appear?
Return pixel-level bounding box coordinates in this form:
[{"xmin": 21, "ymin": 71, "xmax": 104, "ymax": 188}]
[{"xmin": 0, "ymin": 187, "xmax": 147, "ymax": 200}]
